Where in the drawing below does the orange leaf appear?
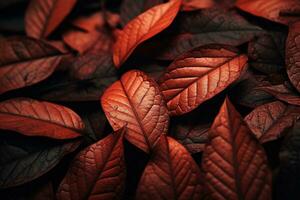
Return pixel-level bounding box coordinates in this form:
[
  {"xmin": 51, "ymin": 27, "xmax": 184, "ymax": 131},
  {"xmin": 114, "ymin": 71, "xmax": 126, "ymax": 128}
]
[
  {"xmin": 113, "ymin": 0, "xmax": 182, "ymax": 68},
  {"xmin": 0, "ymin": 98, "xmax": 84, "ymax": 139},
  {"xmin": 25, "ymin": 0, "xmax": 77, "ymax": 38},
  {"xmin": 101, "ymin": 70, "xmax": 169, "ymax": 153},
  {"xmin": 159, "ymin": 45, "xmax": 248, "ymax": 116},
  {"xmin": 202, "ymin": 98, "xmax": 272, "ymax": 200}
]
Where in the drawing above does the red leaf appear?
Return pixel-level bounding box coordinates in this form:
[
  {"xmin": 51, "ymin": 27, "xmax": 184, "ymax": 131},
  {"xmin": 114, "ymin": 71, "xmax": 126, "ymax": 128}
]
[
  {"xmin": 0, "ymin": 98, "xmax": 84, "ymax": 139},
  {"xmin": 57, "ymin": 128, "xmax": 126, "ymax": 200},
  {"xmin": 236, "ymin": 0, "xmax": 300, "ymax": 25},
  {"xmin": 202, "ymin": 98, "xmax": 272, "ymax": 200},
  {"xmin": 0, "ymin": 37, "xmax": 65, "ymax": 94},
  {"xmin": 136, "ymin": 136, "xmax": 203, "ymax": 200},
  {"xmin": 245, "ymin": 101, "xmax": 300, "ymax": 143},
  {"xmin": 286, "ymin": 21, "xmax": 300, "ymax": 93},
  {"xmin": 101, "ymin": 70, "xmax": 169, "ymax": 153},
  {"xmin": 182, "ymin": 0, "xmax": 215, "ymax": 11},
  {"xmin": 113, "ymin": 0, "xmax": 182, "ymax": 68},
  {"xmin": 159, "ymin": 45, "xmax": 248, "ymax": 115},
  {"xmin": 25, "ymin": 0, "xmax": 77, "ymax": 38}
]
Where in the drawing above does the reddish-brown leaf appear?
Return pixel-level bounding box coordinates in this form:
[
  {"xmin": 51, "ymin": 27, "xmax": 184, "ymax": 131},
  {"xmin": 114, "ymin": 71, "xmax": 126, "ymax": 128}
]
[
  {"xmin": 202, "ymin": 98, "xmax": 272, "ymax": 200},
  {"xmin": 113, "ymin": 0, "xmax": 182, "ymax": 68},
  {"xmin": 57, "ymin": 128, "xmax": 126, "ymax": 200},
  {"xmin": 25, "ymin": 0, "xmax": 77, "ymax": 38},
  {"xmin": 245, "ymin": 101, "xmax": 300, "ymax": 143},
  {"xmin": 286, "ymin": 21, "xmax": 300, "ymax": 93},
  {"xmin": 136, "ymin": 136, "xmax": 203, "ymax": 200},
  {"xmin": 159, "ymin": 45, "xmax": 248, "ymax": 116},
  {"xmin": 259, "ymin": 83, "xmax": 300, "ymax": 106},
  {"xmin": 182, "ymin": 0, "xmax": 215, "ymax": 11},
  {"xmin": 0, "ymin": 37, "xmax": 64, "ymax": 94},
  {"xmin": 236, "ymin": 0, "xmax": 300, "ymax": 25},
  {"xmin": 101, "ymin": 70, "xmax": 169, "ymax": 153},
  {"xmin": 0, "ymin": 98, "xmax": 84, "ymax": 139}
]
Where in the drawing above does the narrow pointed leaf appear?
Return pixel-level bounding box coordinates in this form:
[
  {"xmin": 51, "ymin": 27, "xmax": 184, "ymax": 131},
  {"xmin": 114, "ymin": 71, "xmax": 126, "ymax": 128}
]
[
  {"xmin": 245, "ymin": 101, "xmax": 300, "ymax": 143},
  {"xmin": 0, "ymin": 98, "xmax": 84, "ymax": 139},
  {"xmin": 113, "ymin": 0, "xmax": 182, "ymax": 67},
  {"xmin": 202, "ymin": 98, "xmax": 272, "ymax": 200},
  {"xmin": 0, "ymin": 37, "xmax": 64, "ymax": 94},
  {"xmin": 57, "ymin": 128, "xmax": 126, "ymax": 200},
  {"xmin": 286, "ymin": 21, "xmax": 300, "ymax": 93},
  {"xmin": 25, "ymin": 0, "xmax": 77, "ymax": 38},
  {"xmin": 159, "ymin": 45, "xmax": 248, "ymax": 115},
  {"xmin": 136, "ymin": 136, "xmax": 203, "ymax": 200},
  {"xmin": 101, "ymin": 70, "xmax": 169, "ymax": 153}
]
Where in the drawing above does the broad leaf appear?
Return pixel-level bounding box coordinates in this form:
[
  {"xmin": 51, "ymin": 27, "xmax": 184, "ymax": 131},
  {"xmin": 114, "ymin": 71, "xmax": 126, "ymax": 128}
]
[
  {"xmin": 0, "ymin": 37, "xmax": 65, "ymax": 94},
  {"xmin": 0, "ymin": 133, "xmax": 80, "ymax": 188},
  {"xmin": 0, "ymin": 98, "xmax": 84, "ymax": 139},
  {"xmin": 202, "ymin": 98, "xmax": 272, "ymax": 200},
  {"xmin": 159, "ymin": 45, "xmax": 248, "ymax": 115},
  {"xmin": 144, "ymin": 8, "xmax": 263, "ymax": 60},
  {"xmin": 245, "ymin": 101, "xmax": 300, "ymax": 143},
  {"xmin": 101, "ymin": 70, "xmax": 169, "ymax": 153},
  {"xmin": 25, "ymin": 0, "xmax": 77, "ymax": 38},
  {"xmin": 248, "ymin": 32, "xmax": 286, "ymax": 74},
  {"xmin": 236, "ymin": 0, "xmax": 300, "ymax": 25},
  {"xmin": 120, "ymin": 0, "xmax": 164, "ymax": 26},
  {"xmin": 286, "ymin": 21, "xmax": 300, "ymax": 93},
  {"xmin": 136, "ymin": 136, "xmax": 203, "ymax": 200},
  {"xmin": 57, "ymin": 128, "xmax": 126, "ymax": 200},
  {"xmin": 113, "ymin": 0, "xmax": 182, "ymax": 67},
  {"xmin": 182, "ymin": 0, "xmax": 215, "ymax": 11}
]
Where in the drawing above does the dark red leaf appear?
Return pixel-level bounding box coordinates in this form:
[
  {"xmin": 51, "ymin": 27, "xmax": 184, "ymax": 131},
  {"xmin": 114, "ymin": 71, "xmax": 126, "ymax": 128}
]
[
  {"xmin": 159, "ymin": 45, "xmax": 248, "ymax": 115},
  {"xmin": 286, "ymin": 21, "xmax": 300, "ymax": 93},
  {"xmin": 57, "ymin": 128, "xmax": 126, "ymax": 200},
  {"xmin": 0, "ymin": 37, "xmax": 65, "ymax": 94},
  {"xmin": 113, "ymin": 0, "xmax": 182, "ymax": 67},
  {"xmin": 245, "ymin": 101, "xmax": 300, "ymax": 143},
  {"xmin": 136, "ymin": 136, "xmax": 203, "ymax": 200},
  {"xmin": 101, "ymin": 70, "xmax": 169, "ymax": 153},
  {"xmin": 25, "ymin": 0, "xmax": 77, "ymax": 38},
  {"xmin": 236, "ymin": 0, "xmax": 300, "ymax": 25},
  {"xmin": 0, "ymin": 98, "xmax": 84, "ymax": 139},
  {"xmin": 202, "ymin": 98, "xmax": 272, "ymax": 200}
]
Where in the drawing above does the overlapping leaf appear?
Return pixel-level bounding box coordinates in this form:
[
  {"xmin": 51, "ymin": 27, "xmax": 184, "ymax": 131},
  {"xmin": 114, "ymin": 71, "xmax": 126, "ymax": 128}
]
[
  {"xmin": 57, "ymin": 128, "xmax": 126, "ymax": 200},
  {"xmin": 113, "ymin": 0, "xmax": 182, "ymax": 67},
  {"xmin": 202, "ymin": 98, "xmax": 272, "ymax": 200},
  {"xmin": 0, "ymin": 133, "xmax": 80, "ymax": 188},
  {"xmin": 0, "ymin": 37, "xmax": 65, "ymax": 94},
  {"xmin": 144, "ymin": 8, "xmax": 263, "ymax": 60},
  {"xmin": 136, "ymin": 136, "xmax": 203, "ymax": 200},
  {"xmin": 286, "ymin": 21, "xmax": 300, "ymax": 93},
  {"xmin": 245, "ymin": 101, "xmax": 300, "ymax": 143},
  {"xmin": 236, "ymin": 0, "xmax": 300, "ymax": 25},
  {"xmin": 159, "ymin": 45, "xmax": 248, "ymax": 115},
  {"xmin": 25, "ymin": 0, "xmax": 77, "ymax": 38},
  {"xmin": 0, "ymin": 98, "xmax": 84, "ymax": 139},
  {"xmin": 101, "ymin": 70, "xmax": 169, "ymax": 153}
]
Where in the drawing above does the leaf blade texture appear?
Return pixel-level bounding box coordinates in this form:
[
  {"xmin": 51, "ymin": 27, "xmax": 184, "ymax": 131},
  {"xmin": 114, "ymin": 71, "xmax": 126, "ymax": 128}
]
[
  {"xmin": 159, "ymin": 45, "xmax": 248, "ymax": 115},
  {"xmin": 136, "ymin": 136, "xmax": 203, "ymax": 200},
  {"xmin": 113, "ymin": 0, "xmax": 182, "ymax": 67},
  {"xmin": 202, "ymin": 98, "xmax": 272, "ymax": 200},
  {"xmin": 25, "ymin": 0, "xmax": 77, "ymax": 38},
  {"xmin": 57, "ymin": 128, "xmax": 126, "ymax": 200},
  {"xmin": 0, "ymin": 98, "xmax": 84, "ymax": 139},
  {"xmin": 101, "ymin": 70, "xmax": 169, "ymax": 153}
]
